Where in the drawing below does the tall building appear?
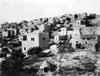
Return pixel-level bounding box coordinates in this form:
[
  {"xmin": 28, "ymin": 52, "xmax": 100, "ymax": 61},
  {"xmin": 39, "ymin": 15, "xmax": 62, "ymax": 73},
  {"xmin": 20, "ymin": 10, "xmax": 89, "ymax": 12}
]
[{"xmin": 22, "ymin": 31, "xmax": 49, "ymax": 53}]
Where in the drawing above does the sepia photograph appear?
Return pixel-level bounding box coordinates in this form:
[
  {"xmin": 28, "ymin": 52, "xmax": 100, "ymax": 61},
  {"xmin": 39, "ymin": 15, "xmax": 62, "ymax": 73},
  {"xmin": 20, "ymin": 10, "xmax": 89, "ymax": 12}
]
[{"xmin": 0, "ymin": 0, "xmax": 100, "ymax": 76}]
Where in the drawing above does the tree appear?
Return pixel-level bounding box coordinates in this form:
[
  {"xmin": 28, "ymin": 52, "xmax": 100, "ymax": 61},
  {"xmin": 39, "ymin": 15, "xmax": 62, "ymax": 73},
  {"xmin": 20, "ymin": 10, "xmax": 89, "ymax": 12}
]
[
  {"xmin": 82, "ymin": 62, "xmax": 96, "ymax": 72},
  {"xmin": 57, "ymin": 66, "xmax": 76, "ymax": 76},
  {"xmin": 1, "ymin": 47, "xmax": 11, "ymax": 55},
  {"xmin": 0, "ymin": 47, "xmax": 11, "ymax": 59},
  {"xmin": 27, "ymin": 47, "xmax": 42, "ymax": 56},
  {"xmin": 1, "ymin": 49, "xmax": 25, "ymax": 76},
  {"xmin": 28, "ymin": 67, "xmax": 39, "ymax": 76},
  {"xmin": 27, "ymin": 47, "xmax": 37, "ymax": 56}
]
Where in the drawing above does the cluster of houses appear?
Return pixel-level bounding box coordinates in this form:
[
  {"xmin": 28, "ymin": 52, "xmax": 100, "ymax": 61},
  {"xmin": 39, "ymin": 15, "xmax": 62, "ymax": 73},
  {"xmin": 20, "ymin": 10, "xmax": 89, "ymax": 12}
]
[
  {"xmin": 0, "ymin": 12, "xmax": 100, "ymax": 54},
  {"xmin": 0, "ymin": 12, "xmax": 100, "ymax": 75}
]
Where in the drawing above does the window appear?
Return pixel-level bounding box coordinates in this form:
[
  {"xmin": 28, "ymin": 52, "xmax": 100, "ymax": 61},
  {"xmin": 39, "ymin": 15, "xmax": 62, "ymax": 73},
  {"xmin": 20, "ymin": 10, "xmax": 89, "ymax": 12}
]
[
  {"xmin": 78, "ymin": 22, "xmax": 80, "ymax": 24},
  {"xmin": 31, "ymin": 38, "xmax": 34, "ymax": 41},
  {"xmin": 75, "ymin": 14, "xmax": 78, "ymax": 18},
  {"xmin": 93, "ymin": 37, "xmax": 95, "ymax": 39},
  {"xmin": 24, "ymin": 47, "xmax": 26, "ymax": 50},
  {"xmin": 63, "ymin": 29, "xmax": 65, "ymax": 31},
  {"xmin": 76, "ymin": 41, "xmax": 78, "ymax": 43},
  {"xmin": 43, "ymin": 37, "xmax": 46, "ymax": 40},
  {"xmin": 23, "ymin": 35, "xmax": 27, "ymax": 40},
  {"xmin": 83, "ymin": 37, "xmax": 85, "ymax": 40},
  {"xmin": 26, "ymin": 29, "xmax": 28, "ymax": 31},
  {"xmin": 87, "ymin": 37, "xmax": 91, "ymax": 40},
  {"xmin": 70, "ymin": 24, "xmax": 73, "ymax": 26},
  {"xmin": 58, "ymin": 30, "xmax": 61, "ymax": 32}
]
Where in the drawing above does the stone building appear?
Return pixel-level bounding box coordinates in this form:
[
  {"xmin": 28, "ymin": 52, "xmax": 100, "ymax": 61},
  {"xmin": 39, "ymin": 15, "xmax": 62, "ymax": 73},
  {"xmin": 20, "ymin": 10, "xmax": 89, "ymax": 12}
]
[
  {"xmin": 22, "ymin": 31, "xmax": 49, "ymax": 53},
  {"xmin": 37, "ymin": 24, "xmax": 50, "ymax": 32},
  {"xmin": 54, "ymin": 27, "xmax": 67, "ymax": 43}
]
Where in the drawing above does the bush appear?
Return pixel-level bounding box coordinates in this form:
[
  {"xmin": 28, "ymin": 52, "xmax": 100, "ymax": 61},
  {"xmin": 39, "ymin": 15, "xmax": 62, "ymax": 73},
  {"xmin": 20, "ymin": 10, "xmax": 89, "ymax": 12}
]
[
  {"xmin": 27, "ymin": 47, "xmax": 42, "ymax": 56},
  {"xmin": 1, "ymin": 49, "xmax": 25, "ymax": 75}
]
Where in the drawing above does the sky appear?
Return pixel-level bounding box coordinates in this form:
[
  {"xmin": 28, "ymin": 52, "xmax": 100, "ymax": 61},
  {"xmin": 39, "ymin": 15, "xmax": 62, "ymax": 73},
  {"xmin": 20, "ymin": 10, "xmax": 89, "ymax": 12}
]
[{"xmin": 0, "ymin": 0, "xmax": 100, "ymax": 23}]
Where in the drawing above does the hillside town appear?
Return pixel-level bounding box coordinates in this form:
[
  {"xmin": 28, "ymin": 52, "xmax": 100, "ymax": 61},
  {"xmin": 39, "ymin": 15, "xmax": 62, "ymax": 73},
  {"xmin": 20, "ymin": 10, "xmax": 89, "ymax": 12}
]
[{"xmin": 0, "ymin": 13, "xmax": 100, "ymax": 76}]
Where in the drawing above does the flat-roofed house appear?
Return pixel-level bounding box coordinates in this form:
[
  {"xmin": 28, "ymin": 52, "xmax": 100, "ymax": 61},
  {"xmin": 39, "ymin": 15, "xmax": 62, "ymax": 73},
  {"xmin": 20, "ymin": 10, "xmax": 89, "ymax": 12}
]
[{"xmin": 22, "ymin": 31, "xmax": 49, "ymax": 53}]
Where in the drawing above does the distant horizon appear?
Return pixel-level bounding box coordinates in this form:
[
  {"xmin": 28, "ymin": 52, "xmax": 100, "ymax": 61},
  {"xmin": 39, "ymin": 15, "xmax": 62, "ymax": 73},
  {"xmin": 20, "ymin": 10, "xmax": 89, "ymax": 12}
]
[
  {"xmin": 0, "ymin": 12, "xmax": 99, "ymax": 23},
  {"xmin": 0, "ymin": 0, "xmax": 100, "ymax": 23}
]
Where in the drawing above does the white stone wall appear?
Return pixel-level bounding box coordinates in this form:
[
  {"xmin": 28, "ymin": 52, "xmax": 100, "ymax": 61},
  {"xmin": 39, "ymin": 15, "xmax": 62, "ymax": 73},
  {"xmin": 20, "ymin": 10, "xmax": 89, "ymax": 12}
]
[
  {"xmin": 57, "ymin": 27, "xmax": 67, "ymax": 36},
  {"xmin": 22, "ymin": 31, "xmax": 39, "ymax": 53},
  {"xmin": 2, "ymin": 31, "xmax": 8, "ymax": 37}
]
